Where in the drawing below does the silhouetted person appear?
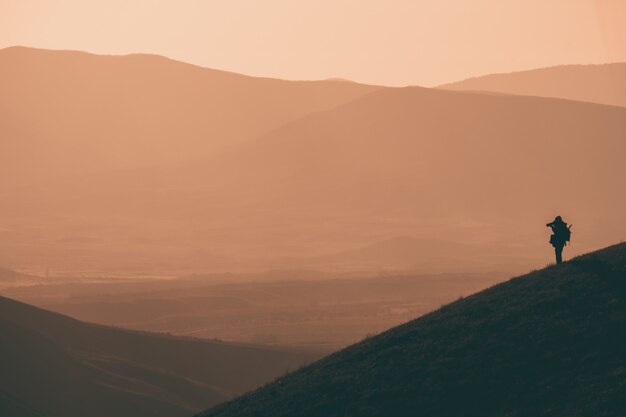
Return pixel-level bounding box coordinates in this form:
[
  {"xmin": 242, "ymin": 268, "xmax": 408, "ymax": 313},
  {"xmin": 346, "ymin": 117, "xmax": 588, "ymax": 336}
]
[{"xmin": 546, "ymin": 216, "xmax": 571, "ymax": 264}]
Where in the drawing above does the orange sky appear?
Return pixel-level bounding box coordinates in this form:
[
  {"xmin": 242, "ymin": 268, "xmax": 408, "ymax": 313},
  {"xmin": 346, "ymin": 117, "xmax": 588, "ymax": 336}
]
[{"xmin": 1, "ymin": 0, "xmax": 626, "ymax": 86}]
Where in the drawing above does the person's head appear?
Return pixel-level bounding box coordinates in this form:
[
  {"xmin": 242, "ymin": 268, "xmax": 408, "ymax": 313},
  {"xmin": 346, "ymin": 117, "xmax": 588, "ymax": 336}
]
[{"xmin": 555, "ymin": 216, "xmax": 563, "ymax": 223}]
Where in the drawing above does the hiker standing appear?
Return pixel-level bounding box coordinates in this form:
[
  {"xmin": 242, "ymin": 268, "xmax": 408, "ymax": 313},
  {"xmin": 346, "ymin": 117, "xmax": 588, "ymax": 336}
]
[{"xmin": 546, "ymin": 216, "xmax": 571, "ymax": 264}]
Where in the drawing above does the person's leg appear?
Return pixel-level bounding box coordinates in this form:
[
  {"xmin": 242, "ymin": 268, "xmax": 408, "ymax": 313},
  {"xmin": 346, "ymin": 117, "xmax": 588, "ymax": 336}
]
[{"xmin": 555, "ymin": 245, "xmax": 563, "ymax": 264}]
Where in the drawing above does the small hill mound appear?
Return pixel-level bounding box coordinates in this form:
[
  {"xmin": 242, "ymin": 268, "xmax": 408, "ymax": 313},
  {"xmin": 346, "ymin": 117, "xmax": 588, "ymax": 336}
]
[
  {"xmin": 0, "ymin": 267, "xmax": 34, "ymax": 284},
  {"xmin": 440, "ymin": 63, "xmax": 626, "ymax": 107},
  {"xmin": 0, "ymin": 296, "xmax": 315, "ymax": 417},
  {"xmin": 200, "ymin": 242, "xmax": 626, "ymax": 417}
]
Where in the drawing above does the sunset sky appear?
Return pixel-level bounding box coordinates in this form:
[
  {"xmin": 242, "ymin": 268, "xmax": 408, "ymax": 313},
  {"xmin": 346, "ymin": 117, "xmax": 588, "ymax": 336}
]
[{"xmin": 1, "ymin": 0, "xmax": 625, "ymax": 86}]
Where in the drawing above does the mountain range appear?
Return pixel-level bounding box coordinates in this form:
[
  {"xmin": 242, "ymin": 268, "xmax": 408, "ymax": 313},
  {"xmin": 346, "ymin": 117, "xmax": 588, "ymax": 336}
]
[
  {"xmin": 0, "ymin": 46, "xmax": 379, "ymax": 187},
  {"xmin": 2, "ymin": 47, "xmax": 625, "ymax": 275}
]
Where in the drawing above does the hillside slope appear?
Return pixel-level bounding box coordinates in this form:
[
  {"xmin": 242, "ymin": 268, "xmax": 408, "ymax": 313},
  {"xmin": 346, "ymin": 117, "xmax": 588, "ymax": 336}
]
[
  {"xmin": 0, "ymin": 296, "xmax": 315, "ymax": 417},
  {"xmin": 200, "ymin": 242, "xmax": 626, "ymax": 417},
  {"xmin": 440, "ymin": 63, "xmax": 626, "ymax": 107}
]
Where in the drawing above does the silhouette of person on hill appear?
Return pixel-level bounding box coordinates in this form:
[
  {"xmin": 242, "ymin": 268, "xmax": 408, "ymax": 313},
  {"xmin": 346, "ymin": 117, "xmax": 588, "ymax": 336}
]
[{"xmin": 546, "ymin": 216, "xmax": 571, "ymax": 264}]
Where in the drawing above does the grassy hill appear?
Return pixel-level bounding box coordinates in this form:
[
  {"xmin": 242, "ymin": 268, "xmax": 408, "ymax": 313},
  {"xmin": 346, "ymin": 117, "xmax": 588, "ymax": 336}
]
[
  {"xmin": 0, "ymin": 296, "xmax": 316, "ymax": 417},
  {"xmin": 440, "ymin": 63, "xmax": 626, "ymax": 108},
  {"xmin": 199, "ymin": 242, "xmax": 626, "ymax": 417}
]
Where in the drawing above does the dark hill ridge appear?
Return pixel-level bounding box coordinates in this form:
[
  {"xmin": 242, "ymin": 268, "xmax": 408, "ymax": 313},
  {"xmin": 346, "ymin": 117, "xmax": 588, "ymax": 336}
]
[
  {"xmin": 200, "ymin": 242, "xmax": 626, "ymax": 417},
  {"xmin": 0, "ymin": 295, "xmax": 316, "ymax": 417}
]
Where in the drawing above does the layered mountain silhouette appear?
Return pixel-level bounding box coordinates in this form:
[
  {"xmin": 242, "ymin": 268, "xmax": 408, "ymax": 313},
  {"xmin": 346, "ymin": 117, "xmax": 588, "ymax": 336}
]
[
  {"xmin": 2, "ymin": 48, "xmax": 626, "ymax": 274},
  {"xmin": 199, "ymin": 242, "xmax": 626, "ymax": 417},
  {"xmin": 440, "ymin": 63, "xmax": 626, "ymax": 107},
  {"xmin": 0, "ymin": 296, "xmax": 315, "ymax": 417}
]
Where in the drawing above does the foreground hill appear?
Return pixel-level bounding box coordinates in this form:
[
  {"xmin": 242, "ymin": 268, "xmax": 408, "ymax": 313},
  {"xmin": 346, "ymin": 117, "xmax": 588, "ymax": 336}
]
[
  {"xmin": 440, "ymin": 63, "xmax": 626, "ymax": 107},
  {"xmin": 0, "ymin": 296, "xmax": 315, "ymax": 417},
  {"xmin": 0, "ymin": 46, "xmax": 379, "ymax": 186},
  {"xmin": 200, "ymin": 242, "xmax": 626, "ymax": 417}
]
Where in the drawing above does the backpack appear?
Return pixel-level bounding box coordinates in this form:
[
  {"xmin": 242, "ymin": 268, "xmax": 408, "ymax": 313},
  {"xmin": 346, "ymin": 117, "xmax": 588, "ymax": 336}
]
[
  {"xmin": 550, "ymin": 223, "xmax": 572, "ymax": 246},
  {"xmin": 563, "ymin": 224, "xmax": 572, "ymax": 243}
]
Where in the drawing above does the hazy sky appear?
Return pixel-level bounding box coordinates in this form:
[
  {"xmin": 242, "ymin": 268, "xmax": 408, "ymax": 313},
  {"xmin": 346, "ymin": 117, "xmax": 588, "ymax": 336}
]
[{"xmin": 1, "ymin": 0, "xmax": 625, "ymax": 86}]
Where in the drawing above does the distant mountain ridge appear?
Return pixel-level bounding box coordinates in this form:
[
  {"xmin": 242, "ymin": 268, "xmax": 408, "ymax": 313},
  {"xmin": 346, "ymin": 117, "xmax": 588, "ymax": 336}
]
[
  {"xmin": 0, "ymin": 46, "xmax": 380, "ymax": 187},
  {"xmin": 199, "ymin": 242, "xmax": 626, "ymax": 417},
  {"xmin": 440, "ymin": 62, "xmax": 626, "ymax": 107},
  {"xmin": 0, "ymin": 295, "xmax": 315, "ymax": 417}
]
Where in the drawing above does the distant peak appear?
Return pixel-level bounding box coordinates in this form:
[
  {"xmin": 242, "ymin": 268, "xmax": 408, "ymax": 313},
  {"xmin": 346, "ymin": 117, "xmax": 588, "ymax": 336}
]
[{"xmin": 325, "ymin": 77, "xmax": 356, "ymax": 83}]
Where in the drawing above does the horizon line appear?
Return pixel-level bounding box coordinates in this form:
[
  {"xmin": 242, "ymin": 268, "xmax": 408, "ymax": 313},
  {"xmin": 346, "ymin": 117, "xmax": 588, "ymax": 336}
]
[{"xmin": 3, "ymin": 44, "xmax": 625, "ymax": 88}]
